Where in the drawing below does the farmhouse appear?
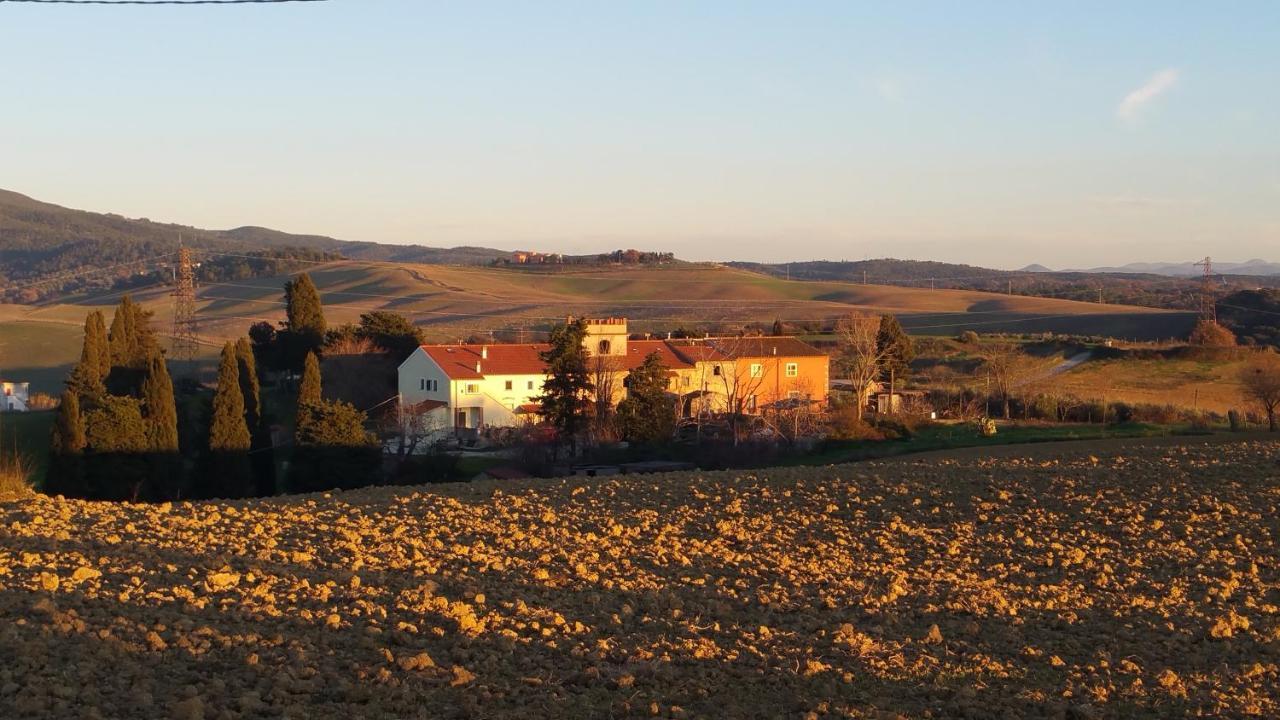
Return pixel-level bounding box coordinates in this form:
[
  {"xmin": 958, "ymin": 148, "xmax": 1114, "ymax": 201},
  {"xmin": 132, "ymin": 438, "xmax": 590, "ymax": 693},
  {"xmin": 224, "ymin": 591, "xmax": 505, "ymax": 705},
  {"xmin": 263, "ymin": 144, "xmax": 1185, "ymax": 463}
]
[
  {"xmin": 397, "ymin": 319, "xmax": 829, "ymax": 433},
  {"xmin": 1, "ymin": 380, "xmax": 30, "ymax": 412}
]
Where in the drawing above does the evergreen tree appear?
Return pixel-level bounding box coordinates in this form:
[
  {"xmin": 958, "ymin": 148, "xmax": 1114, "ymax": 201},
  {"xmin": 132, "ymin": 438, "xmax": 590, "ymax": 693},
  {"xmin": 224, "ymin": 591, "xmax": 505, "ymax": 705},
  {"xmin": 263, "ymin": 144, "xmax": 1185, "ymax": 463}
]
[
  {"xmin": 209, "ymin": 342, "xmax": 251, "ymax": 452},
  {"xmin": 108, "ymin": 295, "xmax": 139, "ymax": 368},
  {"xmin": 202, "ymin": 342, "xmax": 253, "ymax": 499},
  {"xmin": 289, "ymin": 398, "xmax": 379, "ymax": 493},
  {"xmin": 67, "ymin": 313, "xmax": 106, "ymax": 400},
  {"xmin": 299, "ymin": 351, "xmax": 322, "ymax": 406},
  {"xmin": 50, "ymin": 391, "xmax": 86, "ymax": 455},
  {"xmin": 357, "ymin": 310, "xmax": 425, "ymax": 361},
  {"xmin": 141, "ymin": 355, "xmax": 179, "ymax": 452},
  {"xmin": 88, "ymin": 310, "xmax": 111, "ymax": 380},
  {"xmin": 537, "ymin": 319, "xmax": 594, "ymax": 458},
  {"xmin": 283, "ymin": 273, "xmax": 326, "ymax": 368},
  {"xmin": 46, "ymin": 391, "xmax": 87, "ymax": 498},
  {"xmin": 615, "ymin": 352, "xmax": 676, "ymax": 444},
  {"xmin": 235, "ymin": 337, "xmax": 262, "ymax": 429},
  {"xmin": 771, "ymin": 318, "xmax": 785, "ymax": 336},
  {"xmin": 876, "ymin": 314, "xmax": 915, "ymax": 385},
  {"xmin": 83, "ymin": 395, "xmax": 151, "ymax": 501},
  {"xmin": 285, "ymin": 273, "xmax": 327, "ymax": 337}
]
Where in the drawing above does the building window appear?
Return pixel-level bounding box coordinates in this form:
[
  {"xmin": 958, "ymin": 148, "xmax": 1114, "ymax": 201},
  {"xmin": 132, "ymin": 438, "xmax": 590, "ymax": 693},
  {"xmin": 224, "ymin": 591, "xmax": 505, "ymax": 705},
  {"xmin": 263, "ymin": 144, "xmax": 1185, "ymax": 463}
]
[
  {"xmin": 527, "ymin": 380, "xmax": 535, "ymax": 390},
  {"xmin": 505, "ymin": 380, "xmax": 513, "ymax": 391},
  {"xmin": 749, "ymin": 363, "xmax": 762, "ymax": 378},
  {"xmin": 747, "ymin": 395, "xmax": 757, "ymax": 412},
  {"xmin": 598, "ymin": 339, "xmax": 611, "ymax": 354},
  {"xmin": 785, "ymin": 362, "xmax": 798, "ymax": 377},
  {"xmin": 682, "ymin": 376, "xmax": 691, "ymax": 387},
  {"xmin": 464, "ymin": 383, "xmax": 480, "ymax": 394},
  {"xmin": 712, "ymin": 365, "xmax": 722, "ymax": 377},
  {"xmin": 419, "ymin": 378, "xmax": 426, "ymax": 391}
]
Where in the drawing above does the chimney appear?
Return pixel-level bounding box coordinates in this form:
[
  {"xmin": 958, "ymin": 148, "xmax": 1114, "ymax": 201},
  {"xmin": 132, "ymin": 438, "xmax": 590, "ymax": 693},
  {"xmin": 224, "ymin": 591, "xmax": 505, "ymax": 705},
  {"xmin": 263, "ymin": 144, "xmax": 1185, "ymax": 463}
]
[
  {"xmin": 481, "ymin": 346, "xmax": 488, "ymax": 360},
  {"xmin": 475, "ymin": 361, "xmax": 482, "ymax": 374}
]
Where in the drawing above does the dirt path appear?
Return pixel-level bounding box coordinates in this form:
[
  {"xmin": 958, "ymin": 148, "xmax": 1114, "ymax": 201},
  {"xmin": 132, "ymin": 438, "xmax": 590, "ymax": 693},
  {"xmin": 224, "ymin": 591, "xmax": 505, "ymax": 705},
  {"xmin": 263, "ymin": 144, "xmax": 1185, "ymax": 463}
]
[{"xmin": 873, "ymin": 430, "xmax": 1277, "ymax": 464}]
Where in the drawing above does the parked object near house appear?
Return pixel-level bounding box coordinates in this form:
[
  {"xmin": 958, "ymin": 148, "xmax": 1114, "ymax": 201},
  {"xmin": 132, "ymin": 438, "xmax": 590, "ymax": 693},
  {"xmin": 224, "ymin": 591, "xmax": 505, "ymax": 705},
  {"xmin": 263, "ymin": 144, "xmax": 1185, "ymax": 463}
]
[
  {"xmin": 397, "ymin": 318, "xmax": 830, "ymax": 434},
  {"xmin": 1, "ymin": 380, "xmax": 30, "ymax": 412}
]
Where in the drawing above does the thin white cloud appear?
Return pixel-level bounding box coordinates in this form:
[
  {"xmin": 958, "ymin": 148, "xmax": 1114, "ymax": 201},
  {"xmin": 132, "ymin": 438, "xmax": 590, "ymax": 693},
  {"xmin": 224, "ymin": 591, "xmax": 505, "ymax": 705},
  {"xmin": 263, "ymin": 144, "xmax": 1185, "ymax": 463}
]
[{"xmin": 1117, "ymin": 68, "xmax": 1179, "ymax": 124}]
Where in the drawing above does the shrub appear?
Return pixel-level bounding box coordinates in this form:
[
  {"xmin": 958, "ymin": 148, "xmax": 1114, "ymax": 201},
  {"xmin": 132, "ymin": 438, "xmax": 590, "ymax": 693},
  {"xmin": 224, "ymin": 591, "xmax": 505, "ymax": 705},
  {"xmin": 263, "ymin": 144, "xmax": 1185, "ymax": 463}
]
[
  {"xmin": 957, "ymin": 330, "xmax": 980, "ymax": 345},
  {"xmin": 1188, "ymin": 319, "xmax": 1237, "ymax": 348},
  {"xmin": 0, "ymin": 445, "xmax": 33, "ymax": 497}
]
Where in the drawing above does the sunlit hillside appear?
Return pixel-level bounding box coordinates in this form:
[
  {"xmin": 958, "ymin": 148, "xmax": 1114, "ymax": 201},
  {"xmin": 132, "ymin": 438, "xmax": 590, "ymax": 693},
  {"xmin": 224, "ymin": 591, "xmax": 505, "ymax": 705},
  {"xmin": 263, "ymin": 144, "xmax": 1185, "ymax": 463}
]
[{"xmin": 0, "ymin": 260, "xmax": 1194, "ymax": 394}]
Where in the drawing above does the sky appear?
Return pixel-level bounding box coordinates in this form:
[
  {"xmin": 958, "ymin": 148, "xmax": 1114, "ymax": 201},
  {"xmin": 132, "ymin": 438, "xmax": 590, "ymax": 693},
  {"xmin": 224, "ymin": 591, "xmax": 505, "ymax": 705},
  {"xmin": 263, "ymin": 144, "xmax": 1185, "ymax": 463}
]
[{"xmin": 1, "ymin": 1, "xmax": 1277, "ymax": 269}]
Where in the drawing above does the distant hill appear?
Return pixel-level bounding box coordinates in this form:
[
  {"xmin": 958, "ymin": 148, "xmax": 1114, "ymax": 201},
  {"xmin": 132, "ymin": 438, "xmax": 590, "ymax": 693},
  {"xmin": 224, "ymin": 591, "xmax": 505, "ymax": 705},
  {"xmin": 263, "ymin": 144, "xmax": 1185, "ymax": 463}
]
[
  {"xmin": 1057, "ymin": 259, "xmax": 1280, "ymax": 277},
  {"xmin": 0, "ymin": 189, "xmax": 511, "ymax": 302}
]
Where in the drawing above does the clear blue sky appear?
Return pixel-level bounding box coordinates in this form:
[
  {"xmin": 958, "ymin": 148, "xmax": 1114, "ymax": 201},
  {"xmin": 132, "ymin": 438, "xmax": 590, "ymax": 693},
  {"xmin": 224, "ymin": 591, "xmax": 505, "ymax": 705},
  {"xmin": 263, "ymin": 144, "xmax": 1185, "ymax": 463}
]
[{"xmin": 2, "ymin": 1, "xmax": 1276, "ymax": 268}]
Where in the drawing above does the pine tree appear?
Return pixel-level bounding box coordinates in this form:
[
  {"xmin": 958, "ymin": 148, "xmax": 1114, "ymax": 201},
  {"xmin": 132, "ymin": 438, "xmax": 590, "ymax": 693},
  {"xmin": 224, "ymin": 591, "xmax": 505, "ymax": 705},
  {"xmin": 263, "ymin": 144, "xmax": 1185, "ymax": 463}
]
[
  {"xmin": 537, "ymin": 319, "xmax": 594, "ymax": 458},
  {"xmin": 141, "ymin": 355, "xmax": 179, "ymax": 452},
  {"xmin": 299, "ymin": 351, "xmax": 322, "ymax": 407},
  {"xmin": 615, "ymin": 352, "xmax": 675, "ymax": 443},
  {"xmin": 235, "ymin": 337, "xmax": 262, "ymax": 429},
  {"xmin": 210, "ymin": 343, "xmax": 251, "ymax": 452},
  {"xmin": 50, "ymin": 391, "xmax": 86, "ymax": 455},
  {"xmin": 876, "ymin": 314, "xmax": 915, "ymax": 386}
]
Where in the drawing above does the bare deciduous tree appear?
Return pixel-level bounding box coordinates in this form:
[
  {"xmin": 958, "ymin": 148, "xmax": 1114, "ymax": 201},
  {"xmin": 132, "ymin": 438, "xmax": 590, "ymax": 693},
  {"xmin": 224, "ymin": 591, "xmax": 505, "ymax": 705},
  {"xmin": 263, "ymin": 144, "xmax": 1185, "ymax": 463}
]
[
  {"xmin": 835, "ymin": 312, "xmax": 889, "ymax": 420},
  {"xmin": 1240, "ymin": 350, "xmax": 1280, "ymax": 431}
]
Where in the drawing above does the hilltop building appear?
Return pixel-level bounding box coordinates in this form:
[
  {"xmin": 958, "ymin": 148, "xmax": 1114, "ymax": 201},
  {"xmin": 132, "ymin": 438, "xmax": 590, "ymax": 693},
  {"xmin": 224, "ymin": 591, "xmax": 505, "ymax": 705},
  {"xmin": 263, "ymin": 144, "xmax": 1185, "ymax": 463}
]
[
  {"xmin": 397, "ymin": 318, "xmax": 828, "ymax": 434},
  {"xmin": 1, "ymin": 380, "xmax": 30, "ymax": 413}
]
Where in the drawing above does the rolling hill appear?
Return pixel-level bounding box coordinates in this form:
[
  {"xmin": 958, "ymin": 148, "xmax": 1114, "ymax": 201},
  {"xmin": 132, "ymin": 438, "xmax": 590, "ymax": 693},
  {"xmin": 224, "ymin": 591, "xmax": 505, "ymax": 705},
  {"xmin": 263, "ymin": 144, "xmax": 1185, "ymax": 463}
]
[{"xmin": 0, "ymin": 260, "xmax": 1195, "ymax": 394}]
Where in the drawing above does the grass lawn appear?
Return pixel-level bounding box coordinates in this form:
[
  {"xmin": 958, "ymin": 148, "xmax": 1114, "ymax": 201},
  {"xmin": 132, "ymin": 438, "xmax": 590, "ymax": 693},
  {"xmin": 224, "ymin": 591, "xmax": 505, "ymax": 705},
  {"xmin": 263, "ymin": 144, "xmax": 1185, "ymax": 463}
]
[{"xmin": 795, "ymin": 421, "xmax": 1195, "ymax": 466}]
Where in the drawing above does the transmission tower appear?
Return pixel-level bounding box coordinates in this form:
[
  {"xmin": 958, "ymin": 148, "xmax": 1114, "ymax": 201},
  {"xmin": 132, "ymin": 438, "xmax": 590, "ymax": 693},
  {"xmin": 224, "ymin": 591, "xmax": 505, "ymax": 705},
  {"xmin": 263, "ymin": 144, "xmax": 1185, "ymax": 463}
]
[
  {"xmin": 1193, "ymin": 256, "xmax": 1216, "ymax": 322},
  {"xmin": 171, "ymin": 244, "xmax": 199, "ymax": 363}
]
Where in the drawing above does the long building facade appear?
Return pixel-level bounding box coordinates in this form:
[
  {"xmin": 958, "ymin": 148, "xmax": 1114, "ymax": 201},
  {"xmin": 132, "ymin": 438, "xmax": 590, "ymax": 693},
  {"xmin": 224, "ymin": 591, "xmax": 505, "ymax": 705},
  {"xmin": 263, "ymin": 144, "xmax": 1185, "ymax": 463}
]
[{"xmin": 397, "ymin": 318, "xmax": 828, "ymax": 432}]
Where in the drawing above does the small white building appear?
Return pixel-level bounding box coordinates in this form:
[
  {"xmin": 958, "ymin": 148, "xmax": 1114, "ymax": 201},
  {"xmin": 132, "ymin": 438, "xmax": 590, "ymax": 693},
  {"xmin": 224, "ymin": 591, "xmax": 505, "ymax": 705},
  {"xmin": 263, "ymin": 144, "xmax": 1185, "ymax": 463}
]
[{"xmin": 1, "ymin": 380, "xmax": 30, "ymax": 413}]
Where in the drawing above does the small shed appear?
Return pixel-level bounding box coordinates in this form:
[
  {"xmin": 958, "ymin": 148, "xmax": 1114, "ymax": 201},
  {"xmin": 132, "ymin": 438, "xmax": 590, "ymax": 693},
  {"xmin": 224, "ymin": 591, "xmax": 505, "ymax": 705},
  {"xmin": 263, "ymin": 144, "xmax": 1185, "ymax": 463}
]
[{"xmin": 871, "ymin": 389, "xmax": 930, "ymax": 416}]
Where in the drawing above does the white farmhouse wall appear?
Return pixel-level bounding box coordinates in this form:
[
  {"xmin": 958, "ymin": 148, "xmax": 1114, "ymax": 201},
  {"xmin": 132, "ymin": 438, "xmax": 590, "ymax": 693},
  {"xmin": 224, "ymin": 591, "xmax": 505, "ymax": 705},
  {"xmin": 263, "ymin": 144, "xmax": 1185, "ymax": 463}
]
[
  {"xmin": 449, "ymin": 373, "xmax": 545, "ymax": 428},
  {"xmin": 397, "ymin": 349, "xmax": 451, "ymax": 407}
]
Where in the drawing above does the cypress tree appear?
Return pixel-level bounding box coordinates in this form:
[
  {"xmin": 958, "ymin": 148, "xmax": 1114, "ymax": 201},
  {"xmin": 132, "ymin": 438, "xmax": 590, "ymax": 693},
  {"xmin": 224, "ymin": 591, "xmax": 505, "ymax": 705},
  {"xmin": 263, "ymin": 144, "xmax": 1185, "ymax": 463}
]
[
  {"xmin": 46, "ymin": 391, "xmax": 88, "ymax": 498},
  {"xmin": 83, "ymin": 395, "xmax": 151, "ymax": 501},
  {"xmin": 210, "ymin": 342, "xmax": 251, "ymax": 452},
  {"xmin": 50, "ymin": 391, "xmax": 86, "ymax": 455},
  {"xmin": 89, "ymin": 310, "xmax": 111, "ymax": 380},
  {"xmin": 141, "ymin": 355, "xmax": 179, "ymax": 452},
  {"xmin": 285, "ymin": 273, "xmax": 327, "ymax": 337},
  {"xmin": 235, "ymin": 337, "xmax": 262, "ymax": 429},
  {"xmin": 67, "ymin": 313, "xmax": 106, "ymax": 400},
  {"xmin": 298, "ymin": 351, "xmax": 322, "ymax": 407},
  {"xmin": 108, "ymin": 296, "xmax": 138, "ymax": 369}
]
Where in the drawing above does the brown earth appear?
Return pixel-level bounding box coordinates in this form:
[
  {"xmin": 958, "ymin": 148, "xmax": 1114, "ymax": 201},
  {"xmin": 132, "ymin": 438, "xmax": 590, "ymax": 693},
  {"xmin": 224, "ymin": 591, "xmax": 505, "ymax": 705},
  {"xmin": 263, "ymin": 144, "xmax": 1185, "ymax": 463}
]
[{"xmin": 2, "ymin": 441, "xmax": 1279, "ymax": 719}]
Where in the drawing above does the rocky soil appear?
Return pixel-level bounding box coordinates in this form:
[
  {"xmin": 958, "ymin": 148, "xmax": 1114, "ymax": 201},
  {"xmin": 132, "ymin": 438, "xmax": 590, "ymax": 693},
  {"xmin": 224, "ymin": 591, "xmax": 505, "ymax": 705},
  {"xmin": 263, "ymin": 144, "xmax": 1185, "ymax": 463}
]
[{"xmin": 2, "ymin": 441, "xmax": 1279, "ymax": 719}]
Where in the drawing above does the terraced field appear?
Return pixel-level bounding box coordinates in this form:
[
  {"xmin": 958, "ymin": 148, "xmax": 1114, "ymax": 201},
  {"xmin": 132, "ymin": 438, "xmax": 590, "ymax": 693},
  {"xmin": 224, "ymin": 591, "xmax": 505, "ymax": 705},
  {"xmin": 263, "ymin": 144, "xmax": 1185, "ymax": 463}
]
[{"xmin": 2, "ymin": 440, "xmax": 1277, "ymax": 718}]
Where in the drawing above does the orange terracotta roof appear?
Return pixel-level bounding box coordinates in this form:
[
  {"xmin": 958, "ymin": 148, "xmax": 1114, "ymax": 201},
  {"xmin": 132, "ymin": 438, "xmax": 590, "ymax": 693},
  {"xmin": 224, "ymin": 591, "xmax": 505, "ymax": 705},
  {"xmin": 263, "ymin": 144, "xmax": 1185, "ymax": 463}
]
[
  {"xmin": 420, "ymin": 344, "xmax": 550, "ymax": 379},
  {"xmin": 618, "ymin": 340, "xmax": 695, "ymax": 371}
]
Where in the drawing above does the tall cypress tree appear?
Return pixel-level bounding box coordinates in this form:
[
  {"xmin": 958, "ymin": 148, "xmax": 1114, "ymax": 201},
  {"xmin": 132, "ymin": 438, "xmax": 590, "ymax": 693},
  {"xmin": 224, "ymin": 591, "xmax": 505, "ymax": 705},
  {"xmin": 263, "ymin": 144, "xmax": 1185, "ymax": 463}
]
[
  {"xmin": 202, "ymin": 342, "xmax": 253, "ymax": 499},
  {"xmin": 285, "ymin": 273, "xmax": 327, "ymax": 337},
  {"xmin": 108, "ymin": 296, "xmax": 138, "ymax": 369},
  {"xmin": 50, "ymin": 391, "xmax": 86, "ymax": 455},
  {"xmin": 298, "ymin": 351, "xmax": 322, "ymax": 407},
  {"xmin": 47, "ymin": 390, "xmax": 88, "ymax": 497},
  {"xmin": 141, "ymin": 355, "xmax": 179, "ymax": 452},
  {"xmin": 210, "ymin": 342, "xmax": 251, "ymax": 452},
  {"xmin": 235, "ymin": 337, "xmax": 262, "ymax": 429},
  {"xmin": 88, "ymin": 310, "xmax": 111, "ymax": 380},
  {"xmin": 67, "ymin": 313, "xmax": 106, "ymax": 400}
]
